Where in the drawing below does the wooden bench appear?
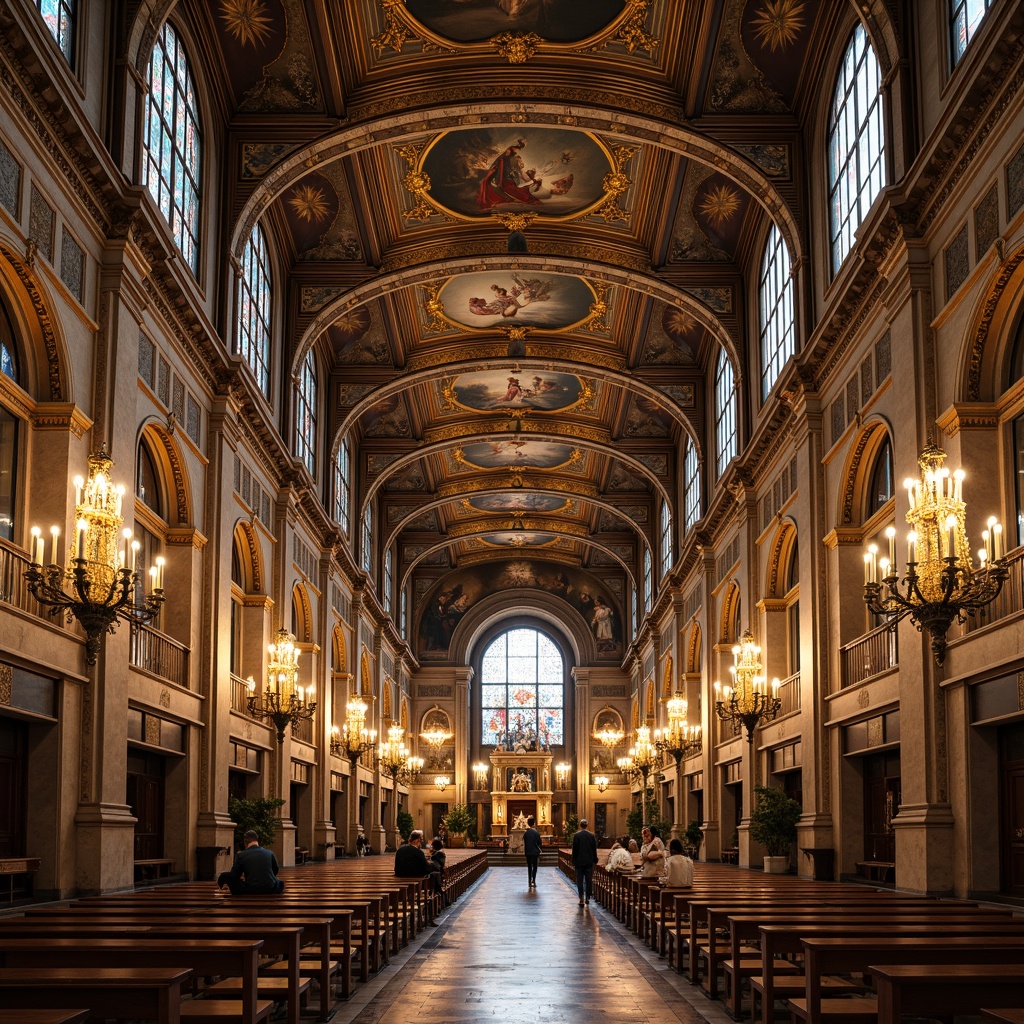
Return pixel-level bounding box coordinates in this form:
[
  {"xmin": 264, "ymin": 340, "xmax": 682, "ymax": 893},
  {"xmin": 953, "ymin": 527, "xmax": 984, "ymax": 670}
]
[
  {"xmin": 721, "ymin": 848, "xmax": 739, "ymax": 864},
  {"xmin": 872, "ymin": 964, "xmax": 1024, "ymax": 1024},
  {"xmin": 0, "ymin": 966, "xmax": 192, "ymax": 1024},
  {"xmin": 0, "ymin": 1011, "xmax": 91, "ymax": 1023},
  {"xmin": 0, "ymin": 856, "xmax": 40, "ymax": 903},
  {"xmin": 854, "ymin": 860, "xmax": 894, "ymax": 883},
  {"xmin": 135, "ymin": 858, "xmax": 176, "ymax": 882},
  {"xmin": 294, "ymin": 847, "xmax": 311, "ymax": 865},
  {"xmin": 983, "ymin": 1011, "xmax": 1024, "ymax": 1024}
]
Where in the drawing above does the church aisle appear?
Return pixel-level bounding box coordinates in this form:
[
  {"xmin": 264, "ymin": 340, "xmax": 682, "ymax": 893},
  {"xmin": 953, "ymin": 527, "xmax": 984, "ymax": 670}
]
[{"xmin": 337, "ymin": 866, "xmax": 728, "ymax": 1024}]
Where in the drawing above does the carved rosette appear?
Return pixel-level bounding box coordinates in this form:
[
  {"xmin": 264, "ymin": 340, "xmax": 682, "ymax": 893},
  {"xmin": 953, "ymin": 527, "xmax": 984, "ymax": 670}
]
[{"xmin": 492, "ymin": 31, "xmax": 541, "ymax": 64}]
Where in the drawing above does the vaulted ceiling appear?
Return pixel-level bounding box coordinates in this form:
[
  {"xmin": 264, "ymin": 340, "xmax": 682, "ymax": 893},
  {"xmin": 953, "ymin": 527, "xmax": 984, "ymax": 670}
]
[{"xmin": 203, "ymin": 0, "xmax": 831, "ymax": 656}]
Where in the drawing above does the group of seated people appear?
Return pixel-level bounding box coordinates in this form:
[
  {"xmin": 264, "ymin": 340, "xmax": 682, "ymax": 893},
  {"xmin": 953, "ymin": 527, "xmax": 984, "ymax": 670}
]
[
  {"xmin": 394, "ymin": 829, "xmax": 449, "ymax": 907},
  {"xmin": 604, "ymin": 826, "xmax": 694, "ymax": 887}
]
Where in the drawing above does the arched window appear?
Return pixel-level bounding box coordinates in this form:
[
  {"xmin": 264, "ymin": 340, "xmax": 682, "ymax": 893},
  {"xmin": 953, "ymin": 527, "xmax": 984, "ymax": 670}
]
[
  {"xmin": 383, "ymin": 548, "xmax": 393, "ymax": 613},
  {"xmin": 34, "ymin": 0, "xmax": 75, "ymax": 64},
  {"xmin": 134, "ymin": 438, "xmax": 165, "ymax": 621},
  {"xmin": 759, "ymin": 223, "xmax": 794, "ymax": 400},
  {"xmin": 951, "ymin": 0, "xmax": 995, "ymax": 65},
  {"xmin": 828, "ymin": 24, "xmax": 885, "ymax": 274},
  {"xmin": 643, "ymin": 548, "xmax": 653, "ymax": 613},
  {"xmin": 143, "ymin": 22, "xmax": 201, "ymax": 273},
  {"xmin": 631, "ymin": 590, "xmax": 638, "ymax": 639},
  {"xmin": 1, "ymin": 339, "xmax": 17, "ymax": 383},
  {"xmin": 683, "ymin": 437, "xmax": 700, "ymax": 530},
  {"xmin": 480, "ymin": 627, "xmax": 564, "ymax": 747},
  {"xmin": 660, "ymin": 500, "xmax": 672, "ymax": 578},
  {"xmin": 361, "ymin": 504, "xmax": 373, "ymax": 575},
  {"xmin": 785, "ymin": 536, "xmax": 800, "ymax": 676},
  {"xmin": 866, "ymin": 435, "xmax": 893, "ymax": 517},
  {"xmin": 236, "ymin": 224, "xmax": 271, "ymax": 396},
  {"xmin": 136, "ymin": 439, "xmax": 163, "ymax": 518},
  {"xmin": 294, "ymin": 350, "xmax": 317, "ymax": 476},
  {"xmin": 400, "ymin": 588, "xmax": 407, "ymax": 638},
  {"xmin": 0, "ymin": 405, "xmax": 16, "ymax": 542},
  {"xmin": 715, "ymin": 349, "xmax": 737, "ymax": 477},
  {"xmin": 333, "ymin": 438, "xmax": 351, "ymax": 534}
]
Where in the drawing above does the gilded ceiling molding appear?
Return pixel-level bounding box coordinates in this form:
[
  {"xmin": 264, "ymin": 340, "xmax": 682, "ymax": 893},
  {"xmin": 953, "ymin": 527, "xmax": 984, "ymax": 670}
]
[
  {"xmin": 423, "ymin": 419, "xmax": 608, "ymax": 446},
  {"xmin": 491, "ymin": 31, "xmax": 541, "ymax": 65},
  {"xmin": 765, "ymin": 523, "xmax": 794, "ymax": 598},
  {"xmin": 149, "ymin": 423, "xmax": 191, "ymax": 526},
  {"xmin": 0, "ymin": 243, "xmax": 66, "ymax": 400}
]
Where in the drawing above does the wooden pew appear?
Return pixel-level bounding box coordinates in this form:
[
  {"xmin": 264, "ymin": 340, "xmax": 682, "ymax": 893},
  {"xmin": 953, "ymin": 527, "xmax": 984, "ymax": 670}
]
[
  {"xmin": 0, "ymin": 966, "xmax": 192, "ymax": 1024},
  {"xmin": 789, "ymin": 936, "xmax": 1024, "ymax": 1024},
  {"xmin": 871, "ymin": 964, "xmax": 1024, "ymax": 1024},
  {"xmin": 0, "ymin": 1013, "xmax": 90, "ymax": 1024}
]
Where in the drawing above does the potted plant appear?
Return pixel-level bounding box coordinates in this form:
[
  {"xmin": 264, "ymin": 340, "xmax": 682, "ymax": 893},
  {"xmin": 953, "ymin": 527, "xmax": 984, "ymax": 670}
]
[
  {"xmin": 683, "ymin": 819, "xmax": 703, "ymax": 858},
  {"xmin": 443, "ymin": 803, "xmax": 474, "ymax": 848},
  {"xmin": 749, "ymin": 786, "xmax": 801, "ymax": 873},
  {"xmin": 397, "ymin": 809, "xmax": 414, "ymax": 843},
  {"xmin": 227, "ymin": 796, "xmax": 285, "ymax": 852}
]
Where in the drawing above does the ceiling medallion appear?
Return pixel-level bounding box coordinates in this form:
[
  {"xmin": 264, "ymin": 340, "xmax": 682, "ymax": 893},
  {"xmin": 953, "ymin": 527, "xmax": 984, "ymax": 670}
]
[{"xmin": 491, "ymin": 31, "xmax": 541, "ymax": 64}]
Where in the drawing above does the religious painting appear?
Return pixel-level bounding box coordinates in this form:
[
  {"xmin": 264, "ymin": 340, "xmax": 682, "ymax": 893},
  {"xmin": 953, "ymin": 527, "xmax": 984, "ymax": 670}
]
[
  {"xmin": 481, "ymin": 531, "xmax": 559, "ymax": 548},
  {"xmin": 454, "ymin": 440, "xmax": 580, "ymax": 471},
  {"xmin": 505, "ymin": 766, "xmax": 536, "ymax": 792},
  {"xmin": 404, "ymin": 0, "xmax": 625, "ymax": 44},
  {"xmin": 420, "ymin": 128, "xmax": 613, "ymax": 219},
  {"xmin": 465, "ymin": 493, "xmax": 571, "ymax": 514},
  {"xmin": 437, "ymin": 272, "xmax": 597, "ymax": 330},
  {"xmin": 448, "ymin": 369, "xmax": 586, "ymax": 413},
  {"xmin": 417, "ymin": 560, "xmax": 623, "ymax": 658}
]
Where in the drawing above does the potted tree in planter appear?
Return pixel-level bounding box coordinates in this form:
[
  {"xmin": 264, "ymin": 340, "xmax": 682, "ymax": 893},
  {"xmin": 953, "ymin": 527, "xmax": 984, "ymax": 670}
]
[
  {"xmin": 749, "ymin": 786, "xmax": 801, "ymax": 873},
  {"xmin": 443, "ymin": 803, "xmax": 474, "ymax": 848},
  {"xmin": 683, "ymin": 819, "xmax": 703, "ymax": 859}
]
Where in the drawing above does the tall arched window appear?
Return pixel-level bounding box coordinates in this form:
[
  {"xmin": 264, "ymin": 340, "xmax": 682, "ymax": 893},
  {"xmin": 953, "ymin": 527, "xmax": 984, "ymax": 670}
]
[
  {"xmin": 660, "ymin": 500, "xmax": 672, "ymax": 578},
  {"xmin": 951, "ymin": 0, "xmax": 995, "ymax": 65},
  {"xmin": 828, "ymin": 24, "xmax": 885, "ymax": 274},
  {"xmin": 683, "ymin": 437, "xmax": 700, "ymax": 530},
  {"xmin": 143, "ymin": 21, "xmax": 201, "ymax": 273},
  {"xmin": 383, "ymin": 548, "xmax": 393, "ymax": 614},
  {"xmin": 1, "ymin": 339, "xmax": 17, "ymax": 383},
  {"xmin": 759, "ymin": 223, "xmax": 794, "ymax": 400},
  {"xmin": 480, "ymin": 627, "xmax": 564, "ymax": 747},
  {"xmin": 0, "ymin": 321, "xmax": 19, "ymax": 542},
  {"xmin": 715, "ymin": 349, "xmax": 737, "ymax": 477},
  {"xmin": 333, "ymin": 438, "xmax": 351, "ymax": 534},
  {"xmin": 361, "ymin": 505, "xmax": 373, "ymax": 575},
  {"xmin": 34, "ymin": 0, "xmax": 75, "ymax": 64},
  {"xmin": 236, "ymin": 224, "xmax": 271, "ymax": 396},
  {"xmin": 294, "ymin": 351, "xmax": 317, "ymax": 476},
  {"xmin": 866, "ymin": 435, "xmax": 893, "ymax": 517},
  {"xmin": 643, "ymin": 548, "xmax": 653, "ymax": 613}
]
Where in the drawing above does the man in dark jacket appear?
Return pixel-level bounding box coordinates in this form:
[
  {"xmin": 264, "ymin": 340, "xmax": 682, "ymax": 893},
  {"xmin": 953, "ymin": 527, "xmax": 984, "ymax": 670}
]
[
  {"xmin": 394, "ymin": 830, "xmax": 432, "ymax": 878},
  {"xmin": 218, "ymin": 829, "xmax": 284, "ymax": 894},
  {"xmin": 571, "ymin": 818, "xmax": 599, "ymax": 906},
  {"xmin": 523, "ymin": 816, "xmax": 542, "ymax": 888}
]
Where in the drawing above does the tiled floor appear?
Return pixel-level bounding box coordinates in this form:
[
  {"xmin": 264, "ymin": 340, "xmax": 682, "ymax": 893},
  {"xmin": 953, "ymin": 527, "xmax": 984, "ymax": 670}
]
[{"xmin": 336, "ymin": 867, "xmax": 736, "ymax": 1024}]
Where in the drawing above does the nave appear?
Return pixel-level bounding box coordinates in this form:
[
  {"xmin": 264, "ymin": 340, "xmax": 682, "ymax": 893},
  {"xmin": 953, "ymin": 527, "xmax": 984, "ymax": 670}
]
[{"xmin": 337, "ymin": 867, "xmax": 717, "ymax": 1024}]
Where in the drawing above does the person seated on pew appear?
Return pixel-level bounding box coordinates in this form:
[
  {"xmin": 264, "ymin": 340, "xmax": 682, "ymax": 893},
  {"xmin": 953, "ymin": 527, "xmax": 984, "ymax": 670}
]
[
  {"xmin": 660, "ymin": 838, "xmax": 694, "ymax": 888},
  {"xmin": 639, "ymin": 825, "xmax": 665, "ymax": 878},
  {"xmin": 395, "ymin": 830, "xmax": 437, "ymax": 885},
  {"xmin": 217, "ymin": 829, "xmax": 285, "ymax": 895},
  {"xmin": 605, "ymin": 841, "xmax": 634, "ymax": 874},
  {"xmin": 429, "ymin": 838, "xmax": 449, "ymax": 907}
]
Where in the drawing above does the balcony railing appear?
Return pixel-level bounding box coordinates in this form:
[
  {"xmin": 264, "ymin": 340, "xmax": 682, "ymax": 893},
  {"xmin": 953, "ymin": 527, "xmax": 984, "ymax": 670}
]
[
  {"xmin": 0, "ymin": 539, "xmax": 69, "ymax": 626},
  {"xmin": 775, "ymin": 671, "xmax": 801, "ymax": 716},
  {"xmin": 291, "ymin": 717, "xmax": 314, "ymax": 744},
  {"xmin": 231, "ymin": 673, "xmax": 254, "ymax": 715},
  {"xmin": 841, "ymin": 620, "xmax": 898, "ymax": 688},
  {"xmin": 129, "ymin": 623, "xmax": 189, "ymax": 689},
  {"xmin": 963, "ymin": 545, "xmax": 1024, "ymax": 633}
]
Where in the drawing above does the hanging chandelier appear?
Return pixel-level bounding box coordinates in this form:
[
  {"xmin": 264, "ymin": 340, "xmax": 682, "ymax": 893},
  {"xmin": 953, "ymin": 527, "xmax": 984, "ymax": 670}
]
[
  {"xmin": 592, "ymin": 708, "xmax": 625, "ymax": 750},
  {"xmin": 655, "ymin": 691, "xmax": 703, "ymax": 766},
  {"xmin": 472, "ymin": 762, "xmax": 489, "ymax": 789},
  {"xmin": 246, "ymin": 628, "xmax": 315, "ymax": 743},
  {"xmin": 434, "ymin": 774, "xmax": 450, "ymax": 792},
  {"xmin": 377, "ymin": 725, "xmax": 423, "ymax": 785},
  {"xmin": 714, "ymin": 630, "xmax": 781, "ymax": 742},
  {"xmin": 555, "ymin": 762, "xmax": 572, "ymax": 788},
  {"xmin": 617, "ymin": 724, "xmax": 661, "ymax": 826},
  {"xmin": 24, "ymin": 446, "xmax": 165, "ymax": 665},
  {"xmin": 340, "ymin": 694, "xmax": 377, "ymax": 767},
  {"xmin": 594, "ymin": 775, "xmax": 609, "ymax": 792},
  {"xmin": 863, "ymin": 441, "xmax": 1008, "ymax": 665}
]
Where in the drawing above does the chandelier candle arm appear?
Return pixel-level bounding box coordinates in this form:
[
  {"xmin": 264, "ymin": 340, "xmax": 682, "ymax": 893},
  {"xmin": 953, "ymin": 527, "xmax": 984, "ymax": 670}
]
[{"xmin": 713, "ymin": 631, "xmax": 782, "ymax": 742}]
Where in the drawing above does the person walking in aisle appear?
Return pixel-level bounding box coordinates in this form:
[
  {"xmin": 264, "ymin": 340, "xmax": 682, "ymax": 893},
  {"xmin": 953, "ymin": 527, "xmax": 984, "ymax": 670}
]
[
  {"xmin": 571, "ymin": 818, "xmax": 598, "ymax": 906},
  {"xmin": 523, "ymin": 815, "xmax": 542, "ymax": 888}
]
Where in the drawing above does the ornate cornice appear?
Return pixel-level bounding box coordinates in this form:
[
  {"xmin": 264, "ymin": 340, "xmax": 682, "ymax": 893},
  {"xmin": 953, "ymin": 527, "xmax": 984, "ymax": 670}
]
[{"xmin": 29, "ymin": 402, "xmax": 91, "ymax": 438}]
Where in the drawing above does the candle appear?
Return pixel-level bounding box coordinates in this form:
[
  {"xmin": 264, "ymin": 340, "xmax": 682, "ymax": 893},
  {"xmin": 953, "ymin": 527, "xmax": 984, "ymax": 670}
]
[
  {"xmin": 904, "ymin": 479, "xmax": 916, "ymax": 508},
  {"xmin": 864, "ymin": 551, "xmax": 872, "ymax": 584},
  {"xmin": 983, "ymin": 529, "xmax": 991, "ymax": 562},
  {"xmin": 73, "ymin": 476, "xmax": 83, "ymax": 507},
  {"xmin": 30, "ymin": 526, "xmax": 41, "ymax": 565},
  {"xmin": 886, "ymin": 525, "xmax": 896, "ymax": 567},
  {"xmin": 149, "ymin": 565, "xmax": 158, "ymax": 592},
  {"xmin": 868, "ymin": 543, "xmax": 878, "ymax": 583},
  {"xmin": 946, "ymin": 515, "xmax": 957, "ymax": 560},
  {"xmin": 954, "ymin": 469, "xmax": 964, "ymax": 503},
  {"xmin": 76, "ymin": 519, "xmax": 88, "ymax": 560},
  {"xmin": 994, "ymin": 523, "xmax": 1003, "ymax": 560},
  {"xmin": 122, "ymin": 528, "xmax": 132, "ymax": 569},
  {"xmin": 155, "ymin": 556, "xmax": 165, "ymax": 590},
  {"xmin": 978, "ymin": 548, "xmax": 988, "ymax": 566},
  {"xmin": 246, "ymin": 675, "xmax": 255, "ymax": 693},
  {"xmin": 907, "ymin": 531, "xmax": 917, "ymax": 565},
  {"xmin": 131, "ymin": 540, "xmax": 139, "ymax": 573}
]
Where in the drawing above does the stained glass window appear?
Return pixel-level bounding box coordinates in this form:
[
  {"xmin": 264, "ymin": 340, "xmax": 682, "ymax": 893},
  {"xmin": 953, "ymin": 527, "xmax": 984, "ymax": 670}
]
[
  {"xmin": 715, "ymin": 348, "xmax": 737, "ymax": 477},
  {"xmin": 143, "ymin": 22, "xmax": 201, "ymax": 273},
  {"xmin": 34, "ymin": 0, "xmax": 75, "ymax": 64},
  {"xmin": 828, "ymin": 24, "xmax": 885, "ymax": 274},
  {"xmin": 759, "ymin": 222, "xmax": 794, "ymax": 400},
  {"xmin": 683, "ymin": 437, "xmax": 700, "ymax": 529},
  {"xmin": 951, "ymin": 0, "xmax": 994, "ymax": 65},
  {"xmin": 0, "ymin": 340, "xmax": 16, "ymax": 382},
  {"xmin": 480, "ymin": 628, "xmax": 564, "ymax": 746},
  {"xmin": 294, "ymin": 350, "xmax": 316, "ymax": 476},
  {"xmin": 333, "ymin": 438, "xmax": 351, "ymax": 533},
  {"xmin": 236, "ymin": 224, "xmax": 271, "ymax": 396}
]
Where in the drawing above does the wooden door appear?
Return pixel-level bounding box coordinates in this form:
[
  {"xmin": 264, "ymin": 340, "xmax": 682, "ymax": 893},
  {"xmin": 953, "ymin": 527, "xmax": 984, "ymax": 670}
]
[
  {"xmin": 0, "ymin": 717, "xmax": 26, "ymax": 859},
  {"xmin": 126, "ymin": 752, "xmax": 165, "ymax": 861},
  {"xmin": 862, "ymin": 752, "xmax": 900, "ymax": 863},
  {"xmin": 1002, "ymin": 763, "xmax": 1024, "ymax": 895}
]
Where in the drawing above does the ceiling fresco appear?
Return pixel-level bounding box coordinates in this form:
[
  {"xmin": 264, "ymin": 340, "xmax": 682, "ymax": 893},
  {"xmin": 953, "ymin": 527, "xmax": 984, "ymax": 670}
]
[{"xmin": 205, "ymin": 0, "xmax": 837, "ymax": 663}]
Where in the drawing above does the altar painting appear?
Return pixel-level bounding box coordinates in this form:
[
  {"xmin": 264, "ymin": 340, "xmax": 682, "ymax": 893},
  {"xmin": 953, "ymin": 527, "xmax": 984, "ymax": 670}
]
[
  {"xmin": 438, "ymin": 272, "xmax": 596, "ymax": 330},
  {"xmin": 506, "ymin": 766, "xmax": 537, "ymax": 791},
  {"xmin": 421, "ymin": 128, "xmax": 612, "ymax": 218},
  {"xmin": 455, "ymin": 440, "xmax": 579, "ymax": 471},
  {"xmin": 449, "ymin": 369, "xmax": 585, "ymax": 412},
  {"xmin": 466, "ymin": 493, "xmax": 570, "ymax": 514},
  {"xmin": 404, "ymin": 0, "xmax": 625, "ymax": 44}
]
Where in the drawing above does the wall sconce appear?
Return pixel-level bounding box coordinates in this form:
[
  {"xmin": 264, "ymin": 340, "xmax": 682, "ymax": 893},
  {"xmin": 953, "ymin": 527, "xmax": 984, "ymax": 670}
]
[
  {"xmin": 594, "ymin": 775, "xmax": 609, "ymax": 793},
  {"xmin": 555, "ymin": 762, "xmax": 571, "ymax": 788},
  {"xmin": 472, "ymin": 762, "xmax": 489, "ymax": 789},
  {"xmin": 434, "ymin": 775, "xmax": 450, "ymax": 792}
]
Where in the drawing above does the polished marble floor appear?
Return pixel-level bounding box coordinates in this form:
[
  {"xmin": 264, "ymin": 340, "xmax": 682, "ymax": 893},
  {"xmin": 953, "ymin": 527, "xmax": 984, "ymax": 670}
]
[{"xmin": 336, "ymin": 866, "xmax": 735, "ymax": 1024}]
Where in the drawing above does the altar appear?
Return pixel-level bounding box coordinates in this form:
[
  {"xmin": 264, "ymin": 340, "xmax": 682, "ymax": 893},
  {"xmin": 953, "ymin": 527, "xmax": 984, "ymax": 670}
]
[{"xmin": 487, "ymin": 750, "xmax": 554, "ymax": 840}]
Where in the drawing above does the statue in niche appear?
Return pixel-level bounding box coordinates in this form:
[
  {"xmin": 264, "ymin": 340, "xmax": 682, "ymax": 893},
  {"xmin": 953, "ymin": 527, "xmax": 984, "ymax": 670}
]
[{"xmin": 511, "ymin": 768, "xmax": 533, "ymax": 792}]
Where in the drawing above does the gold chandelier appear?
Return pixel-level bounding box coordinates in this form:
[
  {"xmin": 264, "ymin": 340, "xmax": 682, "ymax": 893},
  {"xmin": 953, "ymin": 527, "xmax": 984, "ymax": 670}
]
[
  {"xmin": 617, "ymin": 724, "xmax": 661, "ymax": 826},
  {"xmin": 434, "ymin": 774, "xmax": 450, "ymax": 792},
  {"xmin": 863, "ymin": 441, "xmax": 1008, "ymax": 665},
  {"xmin": 340, "ymin": 694, "xmax": 377, "ymax": 767},
  {"xmin": 246, "ymin": 628, "xmax": 315, "ymax": 743},
  {"xmin": 377, "ymin": 725, "xmax": 423, "ymax": 785},
  {"xmin": 655, "ymin": 691, "xmax": 703, "ymax": 765},
  {"xmin": 24, "ymin": 446, "xmax": 165, "ymax": 665},
  {"xmin": 714, "ymin": 630, "xmax": 781, "ymax": 742},
  {"xmin": 592, "ymin": 708, "xmax": 625, "ymax": 750}
]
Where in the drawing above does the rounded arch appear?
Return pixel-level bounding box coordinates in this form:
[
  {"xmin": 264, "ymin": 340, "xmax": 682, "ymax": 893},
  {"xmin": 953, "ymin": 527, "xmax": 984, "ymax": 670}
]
[
  {"xmin": 685, "ymin": 621, "xmax": 702, "ymax": 675},
  {"xmin": 232, "ymin": 519, "xmax": 263, "ymax": 594},
  {"xmin": 448, "ymin": 588, "xmax": 596, "ymax": 665},
  {"xmin": 765, "ymin": 518, "xmax": 799, "ymax": 598},
  {"xmin": 382, "ymin": 679, "xmax": 392, "ymax": 720},
  {"xmin": 838, "ymin": 417, "xmax": 894, "ymax": 526},
  {"xmin": 419, "ymin": 704, "xmax": 452, "ymax": 736},
  {"xmin": 592, "ymin": 705, "xmax": 624, "ymax": 736},
  {"xmin": 138, "ymin": 420, "xmax": 192, "ymax": 525},
  {"xmin": 662, "ymin": 653, "xmax": 673, "ymax": 698},
  {"xmin": 0, "ymin": 241, "xmax": 70, "ymax": 401},
  {"xmin": 291, "ymin": 584, "xmax": 312, "ymax": 643},
  {"xmin": 400, "ymin": 699, "xmax": 408, "ymax": 730},
  {"xmin": 359, "ymin": 648, "xmax": 372, "ymax": 697},
  {"xmin": 645, "ymin": 680, "xmax": 655, "ymax": 720},
  {"xmin": 632, "ymin": 701, "xmax": 640, "ymax": 730},
  {"xmin": 331, "ymin": 622, "xmax": 347, "ymax": 673},
  {"xmin": 719, "ymin": 581, "xmax": 741, "ymax": 644}
]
